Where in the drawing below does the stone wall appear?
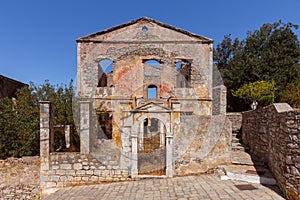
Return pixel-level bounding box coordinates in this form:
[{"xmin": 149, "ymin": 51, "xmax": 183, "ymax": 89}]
[
  {"xmin": 242, "ymin": 103, "xmax": 300, "ymax": 200},
  {"xmin": 226, "ymin": 112, "xmax": 242, "ymax": 133},
  {"xmin": 40, "ymin": 152, "xmax": 130, "ymax": 196},
  {"xmin": 0, "ymin": 156, "xmax": 40, "ymax": 199},
  {"xmin": 212, "ymin": 85, "xmax": 227, "ymax": 115}
]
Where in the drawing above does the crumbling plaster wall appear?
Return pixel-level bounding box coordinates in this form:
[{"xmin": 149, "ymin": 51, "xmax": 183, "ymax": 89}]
[
  {"xmin": 77, "ymin": 21, "xmax": 213, "ymax": 100},
  {"xmin": 75, "ymin": 18, "xmax": 231, "ymax": 177}
]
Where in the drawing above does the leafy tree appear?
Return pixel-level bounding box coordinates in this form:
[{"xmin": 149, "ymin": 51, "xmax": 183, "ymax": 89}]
[
  {"xmin": 0, "ymin": 87, "xmax": 39, "ymax": 158},
  {"xmin": 280, "ymin": 79, "xmax": 300, "ymax": 108},
  {"xmin": 0, "ymin": 80, "xmax": 77, "ymax": 159},
  {"xmin": 232, "ymin": 80, "xmax": 277, "ymax": 108},
  {"xmin": 214, "ymin": 21, "xmax": 300, "ymax": 111}
]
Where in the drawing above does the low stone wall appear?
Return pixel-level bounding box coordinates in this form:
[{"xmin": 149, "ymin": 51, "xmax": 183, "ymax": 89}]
[
  {"xmin": 0, "ymin": 156, "xmax": 40, "ymax": 199},
  {"xmin": 40, "ymin": 152, "xmax": 131, "ymax": 197},
  {"xmin": 242, "ymin": 103, "xmax": 300, "ymax": 200}
]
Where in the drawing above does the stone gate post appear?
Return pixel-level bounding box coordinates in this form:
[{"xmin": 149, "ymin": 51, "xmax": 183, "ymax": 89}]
[
  {"xmin": 80, "ymin": 101, "xmax": 92, "ymax": 154},
  {"xmin": 40, "ymin": 101, "xmax": 54, "ymax": 159}
]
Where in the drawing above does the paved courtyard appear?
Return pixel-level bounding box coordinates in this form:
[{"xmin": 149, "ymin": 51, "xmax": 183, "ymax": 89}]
[{"xmin": 44, "ymin": 175, "xmax": 284, "ymax": 200}]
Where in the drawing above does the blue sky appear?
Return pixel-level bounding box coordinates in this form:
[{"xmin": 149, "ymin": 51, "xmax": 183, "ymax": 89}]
[{"xmin": 0, "ymin": 0, "xmax": 299, "ymax": 85}]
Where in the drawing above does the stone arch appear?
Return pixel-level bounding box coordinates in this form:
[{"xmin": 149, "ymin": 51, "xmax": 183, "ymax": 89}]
[
  {"xmin": 133, "ymin": 112, "xmax": 170, "ymax": 134},
  {"xmin": 130, "ymin": 112, "xmax": 173, "ymax": 177}
]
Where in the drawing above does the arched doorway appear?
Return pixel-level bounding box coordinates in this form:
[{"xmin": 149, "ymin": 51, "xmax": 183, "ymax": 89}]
[{"xmin": 138, "ymin": 117, "xmax": 166, "ymax": 175}]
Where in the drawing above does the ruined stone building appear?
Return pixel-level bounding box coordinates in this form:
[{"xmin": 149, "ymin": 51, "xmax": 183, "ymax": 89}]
[
  {"xmin": 40, "ymin": 18, "xmax": 231, "ymax": 195},
  {"xmin": 76, "ymin": 17, "xmax": 231, "ymax": 177}
]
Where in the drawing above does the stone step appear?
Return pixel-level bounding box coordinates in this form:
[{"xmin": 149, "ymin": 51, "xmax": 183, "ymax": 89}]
[
  {"xmin": 219, "ymin": 165, "xmax": 277, "ymax": 185},
  {"xmin": 232, "ymin": 146, "xmax": 246, "ymax": 152},
  {"xmin": 231, "ymin": 154, "xmax": 255, "ymax": 166},
  {"xmin": 231, "ymin": 138, "xmax": 241, "ymax": 143},
  {"xmin": 232, "ymin": 133, "xmax": 242, "ymax": 138}
]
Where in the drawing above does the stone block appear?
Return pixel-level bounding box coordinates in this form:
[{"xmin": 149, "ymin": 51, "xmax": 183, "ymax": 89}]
[
  {"xmin": 91, "ymin": 176, "xmax": 98, "ymax": 182},
  {"xmin": 81, "ymin": 176, "xmax": 89, "ymax": 182},
  {"xmin": 74, "ymin": 176, "xmax": 81, "ymax": 182},
  {"xmin": 59, "ymin": 176, "xmax": 67, "ymax": 182},
  {"xmin": 52, "ymin": 165, "xmax": 59, "ymax": 170},
  {"xmin": 65, "ymin": 170, "xmax": 76, "ymax": 176},
  {"xmin": 73, "ymin": 163, "xmax": 83, "ymax": 170},
  {"xmin": 60, "ymin": 164, "xmax": 72, "ymax": 170},
  {"xmin": 46, "ymin": 181, "xmax": 57, "ymax": 188},
  {"xmin": 51, "ymin": 175, "xmax": 60, "ymax": 182},
  {"xmin": 56, "ymin": 169, "xmax": 66, "ymax": 175},
  {"xmin": 93, "ymin": 169, "xmax": 101, "ymax": 176},
  {"xmin": 86, "ymin": 170, "xmax": 94, "ymax": 175},
  {"xmin": 76, "ymin": 170, "xmax": 86, "ymax": 175},
  {"xmin": 67, "ymin": 176, "xmax": 74, "ymax": 181}
]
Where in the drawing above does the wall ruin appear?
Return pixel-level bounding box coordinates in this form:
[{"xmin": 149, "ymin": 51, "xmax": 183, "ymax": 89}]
[{"xmin": 242, "ymin": 103, "xmax": 300, "ymax": 200}]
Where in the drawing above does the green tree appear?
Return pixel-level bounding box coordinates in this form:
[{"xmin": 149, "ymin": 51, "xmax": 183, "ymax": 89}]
[
  {"xmin": 0, "ymin": 80, "xmax": 76, "ymax": 159},
  {"xmin": 0, "ymin": 87, "xmax": 39, "ymax": 158},
  {"xmin": 233, "ymin": 80, "xmax": 277, "ymax": 108},
  {"xmin": 281, "ymin": 79, "xmax": 300, "ymax": 108},
  {"xmin": 214, "ymin": 21, "xmax": 300, "ymax": 111}
]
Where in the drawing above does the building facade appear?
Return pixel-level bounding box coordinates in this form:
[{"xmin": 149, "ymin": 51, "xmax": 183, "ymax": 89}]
[{"xmin": 76, "ymin": 17, "xmax": 231, "ymax": 177}]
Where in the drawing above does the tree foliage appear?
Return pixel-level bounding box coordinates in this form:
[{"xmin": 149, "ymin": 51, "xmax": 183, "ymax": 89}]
[
  {"xmin": 0, "ymin": 80, "xmax": 76, "ymax": 159},
  {"xmin": 280, "ymin": 79, "xmax": 300, "ymax": 108},
  {"xmin": 214, "ymin": 20, "xmax": 300, "ymax": 111},
  {"xmin": 232, "ymin": 80, "xmax": 277, "ymax": 108}
]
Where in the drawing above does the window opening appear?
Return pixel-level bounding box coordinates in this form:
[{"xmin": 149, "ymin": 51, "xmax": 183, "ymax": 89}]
[
  {"xmin": 144, "ymin": 59, "xmax": 160, "ymax": 68},
  {"xmin": 147, "ymin": 85, "xmax": 157, "ymax": 99},
  {"xmin": 99, "ymin": 59, "xmax": 113, "ymax": 73},
  {"xmin": 142, "ymin": 26, "xmax": 148, "ymax": 33},
  {"xmin": 176, "ymin": 61, "xmax": 183, "ymax": 71},
  {"xmin": 98, "ymin": 112, "xmax": 112, "ymax": 139},
  {"xmin": 98, "ymin": 59, "xmax": 114, "ymax": 87},
  {"xmin": 175, "ymin": 60, "xmax": 192, "ymax": 88}
]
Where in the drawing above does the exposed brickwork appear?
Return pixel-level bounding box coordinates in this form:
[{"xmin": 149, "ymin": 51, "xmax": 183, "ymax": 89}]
[{"xmin": 242, "ymin": 104, "xmax": 300, "ymax": 200}]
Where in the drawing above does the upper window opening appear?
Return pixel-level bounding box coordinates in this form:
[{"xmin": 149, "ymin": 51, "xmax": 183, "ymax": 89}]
[
  {"xmin": 176, "ymin": 61, "xmax": 183, "ymax": 71},
  {"xmin": 142, "ymin": 26, "xmax": 148, "ymax": 33},
  {"xmin": 175, "ymin": 60, "xmax": 192, "ymax": 88},
  {"xmin": 98, "ymin": 59, "xmax": 114, "ymax": 87},
  {"xmin": 147, "ymin": 85, "xmax": 157, "ymax": 99},
  {"xmin": 99, "ymin": 59, "xmax": 114, "ymax": 74},
  {"xmin": 144, "ymin": 59, "xmax": 160, "ymax": 68}
]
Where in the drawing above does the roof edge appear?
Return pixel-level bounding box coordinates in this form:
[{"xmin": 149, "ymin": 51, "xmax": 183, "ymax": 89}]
[
  {"xmin": 0, "ymin": 75, "xmax": 28, "ymax": 86},
  {"xmin": 77, "ymin": 17, "xmax": 213, "ymax": 43}
]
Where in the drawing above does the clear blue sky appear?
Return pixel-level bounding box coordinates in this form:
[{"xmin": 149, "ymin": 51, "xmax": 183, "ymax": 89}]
[{"xmin": 1, "ymin": 0, "xmax": 299, "ymax": 85}]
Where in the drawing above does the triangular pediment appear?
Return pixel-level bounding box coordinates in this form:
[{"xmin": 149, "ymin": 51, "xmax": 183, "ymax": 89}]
[
  {"xmin": 133, "ymin": 101, "xmax": 171, "ymax": 112},
  {"xmin": 77, "ymin": 17, "xmax": 212, "ymax": 43}
]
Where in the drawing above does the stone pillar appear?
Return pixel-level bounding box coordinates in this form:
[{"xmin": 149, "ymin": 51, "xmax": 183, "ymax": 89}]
[
  {"xmin": 80, "ymin": 101, "xmax": 91, "ymax": 154},
  {"xmin": 166, "ymin": 113, "xmax": 173, "ymax": 177},
  {"xmin": 40, "ymin": 101, "xmax": 54, "ymax": 157},
  {"xmin": 166, "ymin": 134, "xmax": 173, "ymax": 177},
  {"xmin": 131, "ymin": 130, "xmax": 138, "ymax": 177},
  {"xmin": 64, "ymin": 125, "xmax": 72, "ymax": 148},
  {"xmin": 160, "ymin": 121, "xmax": 165, "ymax": 147},
  {"xmin": 139, "ymin": 122, "xmax": 144, "ymax": 150}
]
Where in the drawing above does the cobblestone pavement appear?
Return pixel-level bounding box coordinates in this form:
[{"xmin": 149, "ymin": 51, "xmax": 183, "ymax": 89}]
[{"xmin": 44, "ymin": 175, "xmax": 284, "ymax": 200}]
